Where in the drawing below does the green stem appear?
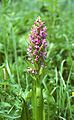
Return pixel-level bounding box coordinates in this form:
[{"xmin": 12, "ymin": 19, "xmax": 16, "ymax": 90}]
[
  {"xmin": 36, "ymin": 81, "xmax": 43, "ymax": 120},
  {"xmin": 32, "ymin": 80, "xmax": 43, "ymax": 120}
]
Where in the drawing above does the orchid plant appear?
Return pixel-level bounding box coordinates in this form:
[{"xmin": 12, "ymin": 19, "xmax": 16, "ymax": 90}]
[{"xmin": 27, "ymin": 17, "xmax": 47, "ymax": 120}]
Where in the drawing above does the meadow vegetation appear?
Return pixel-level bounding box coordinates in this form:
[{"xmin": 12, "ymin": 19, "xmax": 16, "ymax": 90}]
[{"xmin": 0, "ymin": 0, "xmax": 74, "ymax": 120}]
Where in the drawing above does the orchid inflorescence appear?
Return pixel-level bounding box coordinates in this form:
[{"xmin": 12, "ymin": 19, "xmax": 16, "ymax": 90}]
[{"xmin": 27, "ymin": 17, "xmax": 47, "ymax": 73}]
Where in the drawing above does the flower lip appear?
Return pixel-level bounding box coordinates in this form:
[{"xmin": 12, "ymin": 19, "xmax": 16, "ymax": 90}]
[
  {"xmin": 35, "ymin": 45, "xmax": 39, "ymax": 49},
  {"xmin": 33, "ymin": 49, "xmax": 37, "ymax": 55}
]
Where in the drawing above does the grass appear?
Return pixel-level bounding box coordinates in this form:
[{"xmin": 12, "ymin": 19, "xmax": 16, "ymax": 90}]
[{"xmin": 0, "ymin": 0, "xmax": 74, "ymax": 120}]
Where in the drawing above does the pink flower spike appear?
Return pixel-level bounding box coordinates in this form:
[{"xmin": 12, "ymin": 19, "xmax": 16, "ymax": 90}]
[{"xmin": 27, "ymin": 16, "xmax": 47, "ymax": 68}]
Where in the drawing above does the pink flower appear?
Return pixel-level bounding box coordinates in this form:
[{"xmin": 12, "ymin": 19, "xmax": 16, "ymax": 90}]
[
  {"xmin": 27, "ymin": 16, "xmax": 47, "ymax": 67},
  {"xmin": 33, "ymin": 49, "xmax": 37, "ymax": 55},
  {"xmin": 42, "ymin": 39, "xmax": 46, "ymax": 44},
  {"xmin": 35, "ymin": 45, "xmax": 39, "ymax": 49}
]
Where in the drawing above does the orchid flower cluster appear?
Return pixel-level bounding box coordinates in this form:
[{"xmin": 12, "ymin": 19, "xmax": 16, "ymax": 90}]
[{"xmin": 27, "ymin": 17, "xmax": 47, "ymax": 73}]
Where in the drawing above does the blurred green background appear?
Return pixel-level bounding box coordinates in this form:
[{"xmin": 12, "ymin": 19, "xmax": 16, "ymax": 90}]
[{"xmin": 0, "ymin": 0, "xmax": 74, "ymax": 119}]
